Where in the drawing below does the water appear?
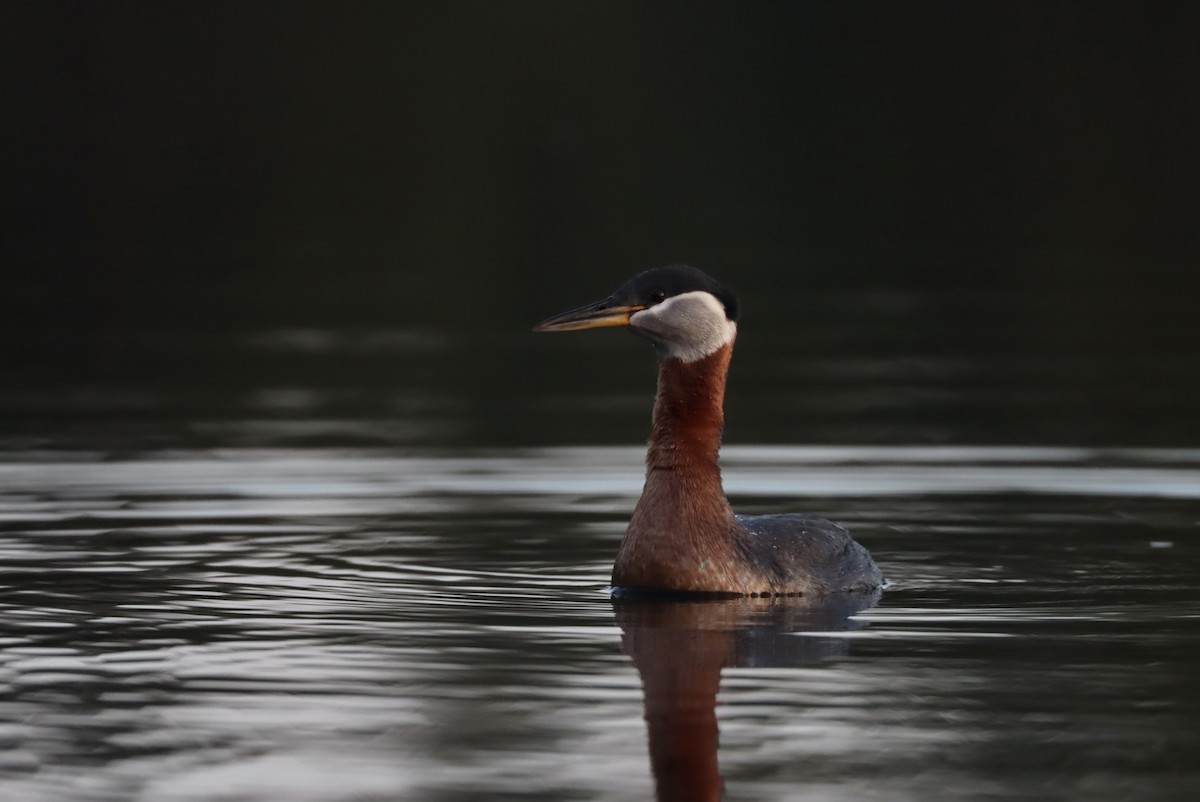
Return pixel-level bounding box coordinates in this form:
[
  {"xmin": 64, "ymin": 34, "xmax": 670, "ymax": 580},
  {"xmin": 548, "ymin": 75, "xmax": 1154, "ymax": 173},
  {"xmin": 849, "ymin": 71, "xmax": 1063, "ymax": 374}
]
[{"xmin": 2, "ymin": 444, "xmax": 1197, "ymax": 801}]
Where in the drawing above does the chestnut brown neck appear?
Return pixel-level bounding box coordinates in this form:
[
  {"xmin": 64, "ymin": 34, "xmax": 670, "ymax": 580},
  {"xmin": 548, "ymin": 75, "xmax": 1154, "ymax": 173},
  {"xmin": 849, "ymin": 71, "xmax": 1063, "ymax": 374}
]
[
  {"xmin": 613, "ymin": 341, "xmax": 743, "ymax": 592},
  {"xmin": 645, "ymin": 343, "xmax": 732, "ymax": 472}
]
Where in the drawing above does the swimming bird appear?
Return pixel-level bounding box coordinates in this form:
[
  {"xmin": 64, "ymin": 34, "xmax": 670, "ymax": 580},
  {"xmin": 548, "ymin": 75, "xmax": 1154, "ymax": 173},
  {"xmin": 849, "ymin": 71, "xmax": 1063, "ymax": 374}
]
[{"xmin": 535, "ymin": 265, "xmax": 882, "ymax": 597}]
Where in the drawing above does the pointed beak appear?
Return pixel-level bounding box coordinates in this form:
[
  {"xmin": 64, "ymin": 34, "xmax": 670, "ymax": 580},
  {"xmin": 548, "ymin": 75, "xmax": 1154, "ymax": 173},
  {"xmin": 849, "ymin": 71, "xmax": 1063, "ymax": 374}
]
[{"xmin": 533, "ymin": 297, "xmax": 646, "ymax": 333}]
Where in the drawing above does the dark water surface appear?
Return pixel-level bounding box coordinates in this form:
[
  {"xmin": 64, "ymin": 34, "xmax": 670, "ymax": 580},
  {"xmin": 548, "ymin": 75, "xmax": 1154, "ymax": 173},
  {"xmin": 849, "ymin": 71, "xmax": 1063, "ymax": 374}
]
[
  {"xmin": 2, "ymin": 440, "xmax": 1198, "ymax": 801},
  {"xmin": 3, "ymin": 294, "xmax": 1200, "ymax": 802}
]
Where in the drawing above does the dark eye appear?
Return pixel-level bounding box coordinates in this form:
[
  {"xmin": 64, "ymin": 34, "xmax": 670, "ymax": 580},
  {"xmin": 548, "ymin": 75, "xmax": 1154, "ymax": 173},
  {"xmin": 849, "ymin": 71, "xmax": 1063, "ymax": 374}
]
[{"xmin": 649, "ymin": 289, "xmax": 666, "ymax": 304}]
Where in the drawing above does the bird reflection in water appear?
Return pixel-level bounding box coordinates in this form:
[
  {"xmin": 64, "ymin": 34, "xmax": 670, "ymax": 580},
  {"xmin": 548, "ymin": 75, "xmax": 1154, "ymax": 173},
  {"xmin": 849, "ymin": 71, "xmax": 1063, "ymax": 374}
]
[{"xmin": 614, "ymin": 591, "xmax": 881, "ymax": 802}]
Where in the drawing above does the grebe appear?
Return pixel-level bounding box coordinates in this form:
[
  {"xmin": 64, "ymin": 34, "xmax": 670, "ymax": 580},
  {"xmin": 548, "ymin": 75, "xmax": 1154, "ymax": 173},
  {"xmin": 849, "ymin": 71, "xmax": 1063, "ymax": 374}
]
[{"xmin": 535, "ymin": 265, "xmax": 882, "ymax": 597}]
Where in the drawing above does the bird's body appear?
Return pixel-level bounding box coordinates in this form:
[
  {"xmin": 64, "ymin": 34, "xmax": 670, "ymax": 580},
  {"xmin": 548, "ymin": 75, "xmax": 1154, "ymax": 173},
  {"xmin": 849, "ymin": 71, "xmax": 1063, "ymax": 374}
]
[{"xmin": 535, "ymin": 265, "xmax": 882, "ymax": 597}]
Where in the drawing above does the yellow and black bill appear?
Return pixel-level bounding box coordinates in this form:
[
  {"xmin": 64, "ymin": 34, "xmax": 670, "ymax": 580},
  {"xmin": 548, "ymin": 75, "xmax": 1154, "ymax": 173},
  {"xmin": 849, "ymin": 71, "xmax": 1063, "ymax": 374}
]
[{"xmin": 533, "ymin": 298, "xmax": 646, "ymax": 332}]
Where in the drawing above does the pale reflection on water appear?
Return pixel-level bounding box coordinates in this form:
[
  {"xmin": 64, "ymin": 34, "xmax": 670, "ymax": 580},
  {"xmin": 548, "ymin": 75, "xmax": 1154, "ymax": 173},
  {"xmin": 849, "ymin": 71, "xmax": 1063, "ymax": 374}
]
[{"xmin": 1, "ymin": 447, "xmax": 1198, "ymax": 801}]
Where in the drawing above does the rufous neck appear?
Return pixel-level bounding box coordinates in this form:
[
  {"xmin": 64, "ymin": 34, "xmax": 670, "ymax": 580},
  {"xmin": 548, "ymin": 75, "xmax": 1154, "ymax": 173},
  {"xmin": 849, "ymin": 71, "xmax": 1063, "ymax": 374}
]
[{"xmin": 646, "ymin": 341, "xmax": 733, "ymax": 470}]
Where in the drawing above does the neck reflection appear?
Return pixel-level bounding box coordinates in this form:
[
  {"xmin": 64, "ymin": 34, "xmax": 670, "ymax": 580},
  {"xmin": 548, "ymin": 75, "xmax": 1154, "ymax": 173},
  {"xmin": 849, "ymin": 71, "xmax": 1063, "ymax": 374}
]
[{"xmin": 614, "ymin": 592, "xmax": 880, "ymax": 801}]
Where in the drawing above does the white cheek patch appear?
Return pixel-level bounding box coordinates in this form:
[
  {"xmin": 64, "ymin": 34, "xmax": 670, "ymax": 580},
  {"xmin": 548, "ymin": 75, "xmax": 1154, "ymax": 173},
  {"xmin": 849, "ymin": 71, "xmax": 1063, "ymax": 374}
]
[{"xmin": 630, "ymin": 290, "xmax": 737, "ymax": 362}]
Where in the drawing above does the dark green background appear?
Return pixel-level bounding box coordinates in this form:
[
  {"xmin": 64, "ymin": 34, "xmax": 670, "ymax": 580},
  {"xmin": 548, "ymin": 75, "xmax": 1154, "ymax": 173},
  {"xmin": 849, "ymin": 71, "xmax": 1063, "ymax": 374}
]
[{"xmin": 4, "ymin": 2, "xmax": 1199, "ymax": 449}]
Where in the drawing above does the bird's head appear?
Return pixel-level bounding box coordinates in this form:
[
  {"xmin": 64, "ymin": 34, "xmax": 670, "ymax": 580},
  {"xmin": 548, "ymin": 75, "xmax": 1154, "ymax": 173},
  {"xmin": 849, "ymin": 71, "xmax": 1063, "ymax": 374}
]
[{"xmin": 534, "ymin": 265, "xmax": 739, "ymax": 362}]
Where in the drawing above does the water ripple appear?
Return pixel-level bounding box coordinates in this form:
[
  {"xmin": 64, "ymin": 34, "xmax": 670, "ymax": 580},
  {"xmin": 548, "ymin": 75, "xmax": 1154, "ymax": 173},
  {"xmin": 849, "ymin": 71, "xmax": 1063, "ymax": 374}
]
[{"xmin": 1, "ymin": 446, "xmax": 1198, "ymax": 801}]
